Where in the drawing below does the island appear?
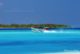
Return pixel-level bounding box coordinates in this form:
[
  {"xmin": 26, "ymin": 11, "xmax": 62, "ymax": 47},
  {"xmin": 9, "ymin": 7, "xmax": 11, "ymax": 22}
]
[{"xmin": 0, "ymin": 24, "xmax": 70, "ymax": 28}]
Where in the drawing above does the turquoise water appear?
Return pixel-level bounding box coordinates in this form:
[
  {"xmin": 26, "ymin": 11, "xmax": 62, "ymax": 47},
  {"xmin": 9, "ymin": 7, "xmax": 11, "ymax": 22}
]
[{"xmin": 0, "ymin": 30, "xmax": 80, "ymax": 54}]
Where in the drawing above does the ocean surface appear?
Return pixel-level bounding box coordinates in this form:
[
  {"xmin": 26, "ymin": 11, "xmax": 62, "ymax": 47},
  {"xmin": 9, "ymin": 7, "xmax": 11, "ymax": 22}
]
[{"xmin": 0, "ymin": 28, "xmax": 80, "ymax": 54}]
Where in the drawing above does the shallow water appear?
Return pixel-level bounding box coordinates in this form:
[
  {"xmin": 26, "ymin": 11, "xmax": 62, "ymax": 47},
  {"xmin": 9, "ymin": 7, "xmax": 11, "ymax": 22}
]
[{"xmin": 0, "ymin": 29, "xmax": 80, "ymax": 54}]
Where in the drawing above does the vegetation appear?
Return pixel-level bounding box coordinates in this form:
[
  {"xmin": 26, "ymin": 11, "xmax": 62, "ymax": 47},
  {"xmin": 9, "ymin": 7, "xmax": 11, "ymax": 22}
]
[{"xmin": 0, "ymin": 24, "xmax": 70, "ymax": 28}]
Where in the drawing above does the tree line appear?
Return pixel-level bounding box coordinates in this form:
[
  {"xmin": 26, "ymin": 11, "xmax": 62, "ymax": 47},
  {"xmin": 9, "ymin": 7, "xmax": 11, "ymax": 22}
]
[{"xmin": 0, "ymin": 24, "xmax": 70, "ymax": 28}]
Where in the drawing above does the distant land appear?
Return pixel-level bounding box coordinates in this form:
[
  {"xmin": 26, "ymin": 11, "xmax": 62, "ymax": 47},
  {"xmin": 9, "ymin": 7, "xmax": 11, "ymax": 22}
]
[{"xmin": 0, "ymin": 24, "xmax": 70, "ymax": 28}]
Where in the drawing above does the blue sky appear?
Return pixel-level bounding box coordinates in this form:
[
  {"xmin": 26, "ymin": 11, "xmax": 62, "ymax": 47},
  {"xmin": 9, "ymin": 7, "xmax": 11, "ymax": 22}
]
[{"xmin": 0, "ymin": 0, "xmax": 80, "ymax": 27}]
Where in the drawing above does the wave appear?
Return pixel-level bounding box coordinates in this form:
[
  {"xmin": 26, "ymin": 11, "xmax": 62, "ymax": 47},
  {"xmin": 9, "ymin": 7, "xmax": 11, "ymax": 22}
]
[{"xmin": 40, "ymin": 51, "xmax": 80, "ymax": 54}]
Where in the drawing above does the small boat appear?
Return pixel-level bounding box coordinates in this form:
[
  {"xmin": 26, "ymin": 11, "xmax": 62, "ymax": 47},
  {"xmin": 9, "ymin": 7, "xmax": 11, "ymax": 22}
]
[
  {"xmin": 31, "ymin": 26, "xmax": 56, "ymax": 32},
  {"xmin": 31, "ymin": 27, "xmax": 43, "ymax": 32},
  {"xmin": 31, "ymin": 27, "xmax": 57, "ymax": 33}
]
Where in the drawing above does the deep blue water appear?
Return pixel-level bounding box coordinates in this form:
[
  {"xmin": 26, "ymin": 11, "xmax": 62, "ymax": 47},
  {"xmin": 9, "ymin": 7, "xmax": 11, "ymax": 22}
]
[{"xmin": 0, "ymin": 29, "xmax": 80, "ymax": 54}]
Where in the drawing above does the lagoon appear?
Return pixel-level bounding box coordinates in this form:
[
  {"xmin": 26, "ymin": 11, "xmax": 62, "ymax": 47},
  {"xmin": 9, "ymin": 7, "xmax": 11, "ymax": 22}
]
[{"xmin": 0, "ymin": 29, "xmax": 80, "ymax": 54}]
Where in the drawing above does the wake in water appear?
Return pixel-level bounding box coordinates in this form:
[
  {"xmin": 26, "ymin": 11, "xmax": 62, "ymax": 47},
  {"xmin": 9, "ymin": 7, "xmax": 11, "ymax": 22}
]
[{"xmin": 43, "ymin": 30, "xmax": 80, "ymax": 33}]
